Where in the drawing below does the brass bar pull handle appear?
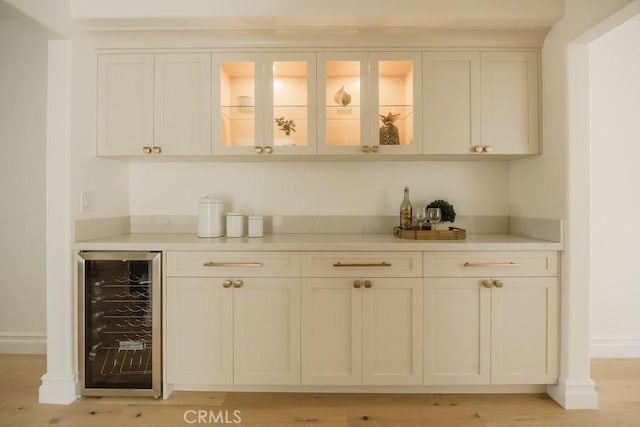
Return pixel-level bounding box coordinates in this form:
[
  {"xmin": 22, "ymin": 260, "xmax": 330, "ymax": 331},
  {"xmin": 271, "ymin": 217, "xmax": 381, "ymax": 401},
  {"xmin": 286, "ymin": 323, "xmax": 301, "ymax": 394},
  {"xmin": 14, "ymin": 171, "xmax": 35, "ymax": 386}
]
[
  {"xmin": 203, "ymin": 262, "xmax": 263, "ymax": 267},
  {"xmin": 333, "ymin": 262, "xmax": 391, "ymax": 268},
  {"xmin": 463, "ymin": 262, "xmax": 522, "ymax": 268}
]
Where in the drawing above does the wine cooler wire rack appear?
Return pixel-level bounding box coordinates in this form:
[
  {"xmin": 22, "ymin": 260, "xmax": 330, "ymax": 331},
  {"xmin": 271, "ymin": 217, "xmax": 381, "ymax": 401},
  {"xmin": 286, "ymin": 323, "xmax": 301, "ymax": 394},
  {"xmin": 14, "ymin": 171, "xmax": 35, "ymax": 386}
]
[{"xmin": 89, "ymin": 274, "xmax": 154, "ymax": 376}]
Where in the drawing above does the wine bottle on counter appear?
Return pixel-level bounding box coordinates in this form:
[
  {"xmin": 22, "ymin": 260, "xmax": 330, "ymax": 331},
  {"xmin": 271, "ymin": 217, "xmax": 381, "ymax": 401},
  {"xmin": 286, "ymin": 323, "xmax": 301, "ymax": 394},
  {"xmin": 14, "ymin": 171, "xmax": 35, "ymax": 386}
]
[{"xmin": 400, "ymin": 186, "xmax": 413, "ymax": 230}]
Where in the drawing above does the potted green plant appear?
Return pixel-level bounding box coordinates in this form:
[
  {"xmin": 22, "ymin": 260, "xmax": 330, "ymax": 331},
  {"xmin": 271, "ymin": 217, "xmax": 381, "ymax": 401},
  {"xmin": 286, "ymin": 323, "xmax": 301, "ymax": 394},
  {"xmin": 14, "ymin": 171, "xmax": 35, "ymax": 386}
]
[{"xmin": 426, "ymin": 199, "xmax": 456, "ymax": 223}]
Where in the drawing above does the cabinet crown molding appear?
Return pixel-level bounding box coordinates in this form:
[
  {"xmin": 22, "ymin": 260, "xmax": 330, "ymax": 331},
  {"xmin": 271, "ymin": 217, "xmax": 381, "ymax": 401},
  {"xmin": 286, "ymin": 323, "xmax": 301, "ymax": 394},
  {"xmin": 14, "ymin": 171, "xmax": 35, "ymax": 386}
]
[{"xmin": 89, "ymin": 28, "xmax": 550, "ymax": 50}]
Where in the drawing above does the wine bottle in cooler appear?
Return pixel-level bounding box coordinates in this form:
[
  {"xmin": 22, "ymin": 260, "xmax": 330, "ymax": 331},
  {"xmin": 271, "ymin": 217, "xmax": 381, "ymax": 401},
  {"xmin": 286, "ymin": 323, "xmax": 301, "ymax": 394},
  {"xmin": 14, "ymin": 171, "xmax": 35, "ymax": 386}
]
[{"xmin": 400, "ymin": 186, "xmax": 413, "ymax": 229}]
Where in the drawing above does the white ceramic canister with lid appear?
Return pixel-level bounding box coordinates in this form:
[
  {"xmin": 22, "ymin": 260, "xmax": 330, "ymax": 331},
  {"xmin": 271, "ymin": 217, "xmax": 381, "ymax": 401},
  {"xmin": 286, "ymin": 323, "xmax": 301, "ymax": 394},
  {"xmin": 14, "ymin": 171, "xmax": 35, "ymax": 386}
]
[
  {"xmin": 248, "ymin": 216, "xmax": 264, "ymax": 238},
  {"xmin": 197, "ymin": 194, "xmax": 225, "ymax": 238},
  {"xmin": 226, "ymin": 213, "xmax": 245, "ymax": 238}
]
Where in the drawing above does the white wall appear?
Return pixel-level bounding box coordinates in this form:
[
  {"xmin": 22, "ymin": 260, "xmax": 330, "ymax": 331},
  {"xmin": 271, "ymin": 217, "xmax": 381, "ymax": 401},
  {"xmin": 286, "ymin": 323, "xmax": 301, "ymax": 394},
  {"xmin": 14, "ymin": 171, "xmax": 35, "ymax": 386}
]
[
  {"xmin": 0, "ymin": 1, "xmax": 52, "ymax": 354},
  {"xmin": 509, "ymin": 0, "xmax": 632, "ymax": 219},
  {"xmin": 129, "ymin": 161, "xmax": 509, "ymax": 218},
  {"xmin": 589, "ymin": 15, "xmax": 640, "ymax": 358},
  {"xmin": 508, "ymin": 0, "xmax": 633, "ymax": 409}
]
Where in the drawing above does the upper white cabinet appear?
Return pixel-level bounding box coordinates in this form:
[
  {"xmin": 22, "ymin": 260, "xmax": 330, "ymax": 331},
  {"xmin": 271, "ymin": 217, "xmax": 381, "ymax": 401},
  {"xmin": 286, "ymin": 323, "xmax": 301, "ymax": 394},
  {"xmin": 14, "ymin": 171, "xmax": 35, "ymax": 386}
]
[
  {"xmin": 423, "ymin": 52, "xmax": 480, "ymax": 155},
  {"xmin": 97, "ymin": 48, "xmax": 539, "ymax": 159},
  {"xmin": 154, "ymin": 53, "xmax": 212, "ymax": 156},
  {"xmin": 97, "ymin": 54, "xmax": 154, "ymax": 156},
  {"xmin": 97, "ymin": 53, "xmax": 212, "ymax": 156},
  {"xmin": 480, "ymin": 52, "xmax": 539, "ymax": 155},
  {"xmin": 423, "ymin": 51, "xmax": 539, "ymax": 156},
  {"xmin": 318, "ymin": 52, "xmax": 422, "ymax": 155},
  {"xmin": 212, "ymin": 52, "xmax": 316, "ymax": 156}
]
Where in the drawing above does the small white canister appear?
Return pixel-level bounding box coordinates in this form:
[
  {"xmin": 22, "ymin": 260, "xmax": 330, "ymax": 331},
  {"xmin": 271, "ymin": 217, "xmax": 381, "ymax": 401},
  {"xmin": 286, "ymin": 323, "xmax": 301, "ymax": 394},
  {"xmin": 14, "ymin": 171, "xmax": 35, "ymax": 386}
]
[
  {"xmin": 197, "ymin": 194, "xmax": 225, "ymax": 238},
  {"xmin": 226, "ymin": 213, "xmax": 245, "ymax": 238},
  {"xmin": 248, "ymin": 216, "xmax": 264, "ymax": 238}
]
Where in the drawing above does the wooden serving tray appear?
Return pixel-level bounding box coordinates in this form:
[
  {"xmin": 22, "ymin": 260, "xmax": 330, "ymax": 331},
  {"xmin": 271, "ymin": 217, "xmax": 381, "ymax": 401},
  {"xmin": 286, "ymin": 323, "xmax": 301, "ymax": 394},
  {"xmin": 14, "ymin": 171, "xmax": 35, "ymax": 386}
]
[{"xmin": 393, "ymin": 226, "xmax": 466, "ymax": 240}]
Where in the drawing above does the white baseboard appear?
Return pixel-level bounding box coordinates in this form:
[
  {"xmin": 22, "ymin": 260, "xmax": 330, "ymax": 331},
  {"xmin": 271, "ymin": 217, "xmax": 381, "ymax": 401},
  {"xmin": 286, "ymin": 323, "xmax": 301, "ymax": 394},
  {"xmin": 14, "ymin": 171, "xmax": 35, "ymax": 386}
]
[
  {"xmin": 0, "ymin": 332, "xmax": 46, "ymax": 354},
  {"xmin": 591, "ymin": 337, "xmax": 640, "ymax": 358},
  {"xmin": 547, "ymin": 378, "xmax": 599, "ymax": 409},
  {"xmin": 39, "ymin": 373, "xmax": 79, "ymax": 405}
]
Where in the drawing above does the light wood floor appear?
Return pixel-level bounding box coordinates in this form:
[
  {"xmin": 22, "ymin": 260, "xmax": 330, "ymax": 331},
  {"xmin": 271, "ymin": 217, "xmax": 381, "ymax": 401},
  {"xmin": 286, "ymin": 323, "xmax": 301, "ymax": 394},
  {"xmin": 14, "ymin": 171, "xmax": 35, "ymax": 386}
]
[{"xmin": 1, "ymin": 356, "xmax": 639, "ymax": 426}]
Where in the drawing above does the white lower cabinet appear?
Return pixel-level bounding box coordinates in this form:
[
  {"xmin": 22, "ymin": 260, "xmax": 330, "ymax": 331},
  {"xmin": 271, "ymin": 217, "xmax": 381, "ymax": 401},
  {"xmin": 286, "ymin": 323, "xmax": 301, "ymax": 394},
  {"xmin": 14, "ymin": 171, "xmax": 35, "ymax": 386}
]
[
  {"xmin": 423, "ymin": 278, "xmax": 490, "ymax": 385},
  {"xmin": 165, "ymin": 249, "xmax": 558, "ymax": 391},
  {"xmin": 233, "ymin": 278, "xmax": 300, "ymax": 385},
  {"xmin": 166, "ymin": 277, "xmax": 233, "ymax": 385},
  {"xmin": 301, "ymin": 277, "xmax": 423, "ymax": 385},
  {"xmin": 167, "ymin": 277, "xmax": 300, "ymax": 386},
  {"xmin": 166, "ymin": 251, "xmax": 301, "ymax": 386},
  {"xmin": 424, "ymin": 277, "xmax": 558, "ymax": 385}
]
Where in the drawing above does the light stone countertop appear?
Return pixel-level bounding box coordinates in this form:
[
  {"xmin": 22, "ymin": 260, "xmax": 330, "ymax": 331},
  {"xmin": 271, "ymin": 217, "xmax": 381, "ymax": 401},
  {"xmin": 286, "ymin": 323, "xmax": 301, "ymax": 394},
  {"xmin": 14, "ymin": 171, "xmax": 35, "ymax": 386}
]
[{"xmin": 73, "ymin": 233, "xmax": 563, "ymax": 251}]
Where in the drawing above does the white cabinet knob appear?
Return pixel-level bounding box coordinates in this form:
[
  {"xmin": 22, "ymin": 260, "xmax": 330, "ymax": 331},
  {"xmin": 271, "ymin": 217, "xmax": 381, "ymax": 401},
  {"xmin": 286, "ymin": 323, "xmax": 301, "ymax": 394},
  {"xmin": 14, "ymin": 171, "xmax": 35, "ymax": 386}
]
[
  {"xmin": 481, "ymin": 280, "xmax": 493, "ymax": 288},
  {"xmin": 233, "ymin": 279, "xmax": 243, "ymax": 288},
  {"xmin": 222, "ymin": 280, "xmax": 233, "ymax": 288},
  {"xmin": 362, "ymin": 145, "xmax": 371, "ymax": 153},
  {"xmin": 142, "ymin": 146, "xmax": 152, "ymax": 154},
  {"xmin": 255, "ymin": 146, "xmax": 264, "ymax": 154},
  {"xmin": 472, "ymin": 145, "xmax": 483, "ymax": 153},
  {"xmin": 493, "ymin": 279, "xmax": 504, "ymax": 288},
  {"xmin": 264, "ymin": 146, "xmax": 273, "ymax": 154},
  {"xmin": 483, "ymin": 145, "xmax": 493, "ymax": 153}
]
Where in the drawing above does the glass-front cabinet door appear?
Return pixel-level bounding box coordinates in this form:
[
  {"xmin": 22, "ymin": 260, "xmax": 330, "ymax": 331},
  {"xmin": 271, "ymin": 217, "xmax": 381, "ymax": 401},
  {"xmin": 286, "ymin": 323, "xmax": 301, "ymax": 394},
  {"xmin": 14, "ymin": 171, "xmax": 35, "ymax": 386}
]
[
  {"xmin": 212, "ymin": 53, "xmax": 263, "ymax": 155},
  {"xmin": 317, "ymin": 52, "xmax": 368, "ymax": 154},
  {"xmin": 370, "ymin": 52, "xmax": 422, "ymax": 155},
  {"xmin": 212, "ymin": 52, "xmax": 315, "ymax": 156},
  {"xmin": 318, "ymin": 52, "xmax": 421, "ymax": 155},
  {"xmin": 265, "ymin": 53, "xmax": 316, "ymax": 155}
]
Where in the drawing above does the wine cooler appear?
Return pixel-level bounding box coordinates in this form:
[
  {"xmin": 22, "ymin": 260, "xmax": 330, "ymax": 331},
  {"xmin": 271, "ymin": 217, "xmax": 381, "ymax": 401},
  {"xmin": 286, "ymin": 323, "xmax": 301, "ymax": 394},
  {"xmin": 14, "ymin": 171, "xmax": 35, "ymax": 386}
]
[{"xmin": 78, "ymin": 251, "xmax": 161, "ymax": 398}]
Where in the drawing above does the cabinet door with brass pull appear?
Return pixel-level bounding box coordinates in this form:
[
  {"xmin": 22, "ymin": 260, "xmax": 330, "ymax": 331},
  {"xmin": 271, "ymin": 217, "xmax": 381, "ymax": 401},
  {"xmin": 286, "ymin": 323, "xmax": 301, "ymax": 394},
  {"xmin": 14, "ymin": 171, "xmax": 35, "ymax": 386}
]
[
  {"xmin": 302, "ymin": 277, "xmax": 422, "ymax": 386},
  {"xmin": 166, "ymin": 277, "xmax": 233, "ymax": 385},
  {"xmin": 424, "ymin": 276, "xmax": 558, "ymax": 385},
  {"xmin": 233, "ymin": 278, "xmax": 301, "ymax": 385}
]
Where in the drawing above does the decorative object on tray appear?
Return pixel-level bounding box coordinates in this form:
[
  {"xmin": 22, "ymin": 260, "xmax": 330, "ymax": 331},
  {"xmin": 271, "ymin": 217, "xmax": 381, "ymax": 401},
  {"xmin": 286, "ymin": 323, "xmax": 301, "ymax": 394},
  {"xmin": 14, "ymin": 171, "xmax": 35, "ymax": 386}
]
[
  {"xmin": 333, "ymin": 85, "xmax": 352, "ymax": 107},
  {"xmin": 275, "ymin": 116, "xmax": 296, "ymax": 136},
  {"xmin": 415, "ymin": 207, "xmax": 427, "ymax": 230},
  {"xmin": 399, "ymin": 186, "xmax": 413, "ymax": 230},
  {"xmin": 426, "ymin": 207, "xmax": 442, "ymax": 230},
  {"xmin": 426, "ymin": 199, "xmax": 456, "ymax": 223},
  {"xmin": 379, "ymin": 112, "xmax": 400, "ymax": 145},
  {"xmin": 393, "ymin": 226, "xmax": 466, "ymax": 240}
]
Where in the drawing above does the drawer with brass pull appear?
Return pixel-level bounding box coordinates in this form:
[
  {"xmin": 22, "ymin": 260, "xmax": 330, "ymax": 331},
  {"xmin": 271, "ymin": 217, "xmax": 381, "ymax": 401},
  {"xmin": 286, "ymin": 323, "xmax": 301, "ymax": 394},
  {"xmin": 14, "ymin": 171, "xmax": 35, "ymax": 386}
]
[
  {"xmin": 301, "ymin": 252, "xmax": 421, "ymax": 278},
  {"xmin": 423, "ymin": 251, "xmax": 557, "ymax": 278},
  {"xmin": 167, "ymin": 251, "xmax": 300, "ymax": 277}
]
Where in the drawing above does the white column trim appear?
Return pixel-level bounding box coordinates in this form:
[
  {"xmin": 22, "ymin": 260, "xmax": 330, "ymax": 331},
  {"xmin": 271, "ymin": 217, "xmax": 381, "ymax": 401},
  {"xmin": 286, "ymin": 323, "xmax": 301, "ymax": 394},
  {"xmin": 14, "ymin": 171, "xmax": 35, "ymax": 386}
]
[
  {"xmin": 554, "ymin": 0, "xmax": 640, "ymax": 410},
  {"xmin": 39, "ymin": 39, "xmax": 78, "ymax": 405}
]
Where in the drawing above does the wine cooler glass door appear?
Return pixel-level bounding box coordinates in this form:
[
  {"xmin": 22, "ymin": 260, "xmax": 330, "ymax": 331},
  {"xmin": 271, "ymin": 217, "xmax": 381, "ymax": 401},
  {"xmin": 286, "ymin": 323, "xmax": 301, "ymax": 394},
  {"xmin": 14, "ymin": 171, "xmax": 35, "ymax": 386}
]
[{"xmin": 79, "ymin": 251, "xmax": 161, "ymax": 397}]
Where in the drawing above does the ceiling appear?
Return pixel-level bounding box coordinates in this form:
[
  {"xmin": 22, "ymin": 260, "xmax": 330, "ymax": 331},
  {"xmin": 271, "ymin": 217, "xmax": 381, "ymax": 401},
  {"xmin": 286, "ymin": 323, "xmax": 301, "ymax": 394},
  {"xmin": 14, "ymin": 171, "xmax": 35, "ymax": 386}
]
[{"xmin": 70, "ymin": 0, "xmax": 565, "ymax": 32}]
